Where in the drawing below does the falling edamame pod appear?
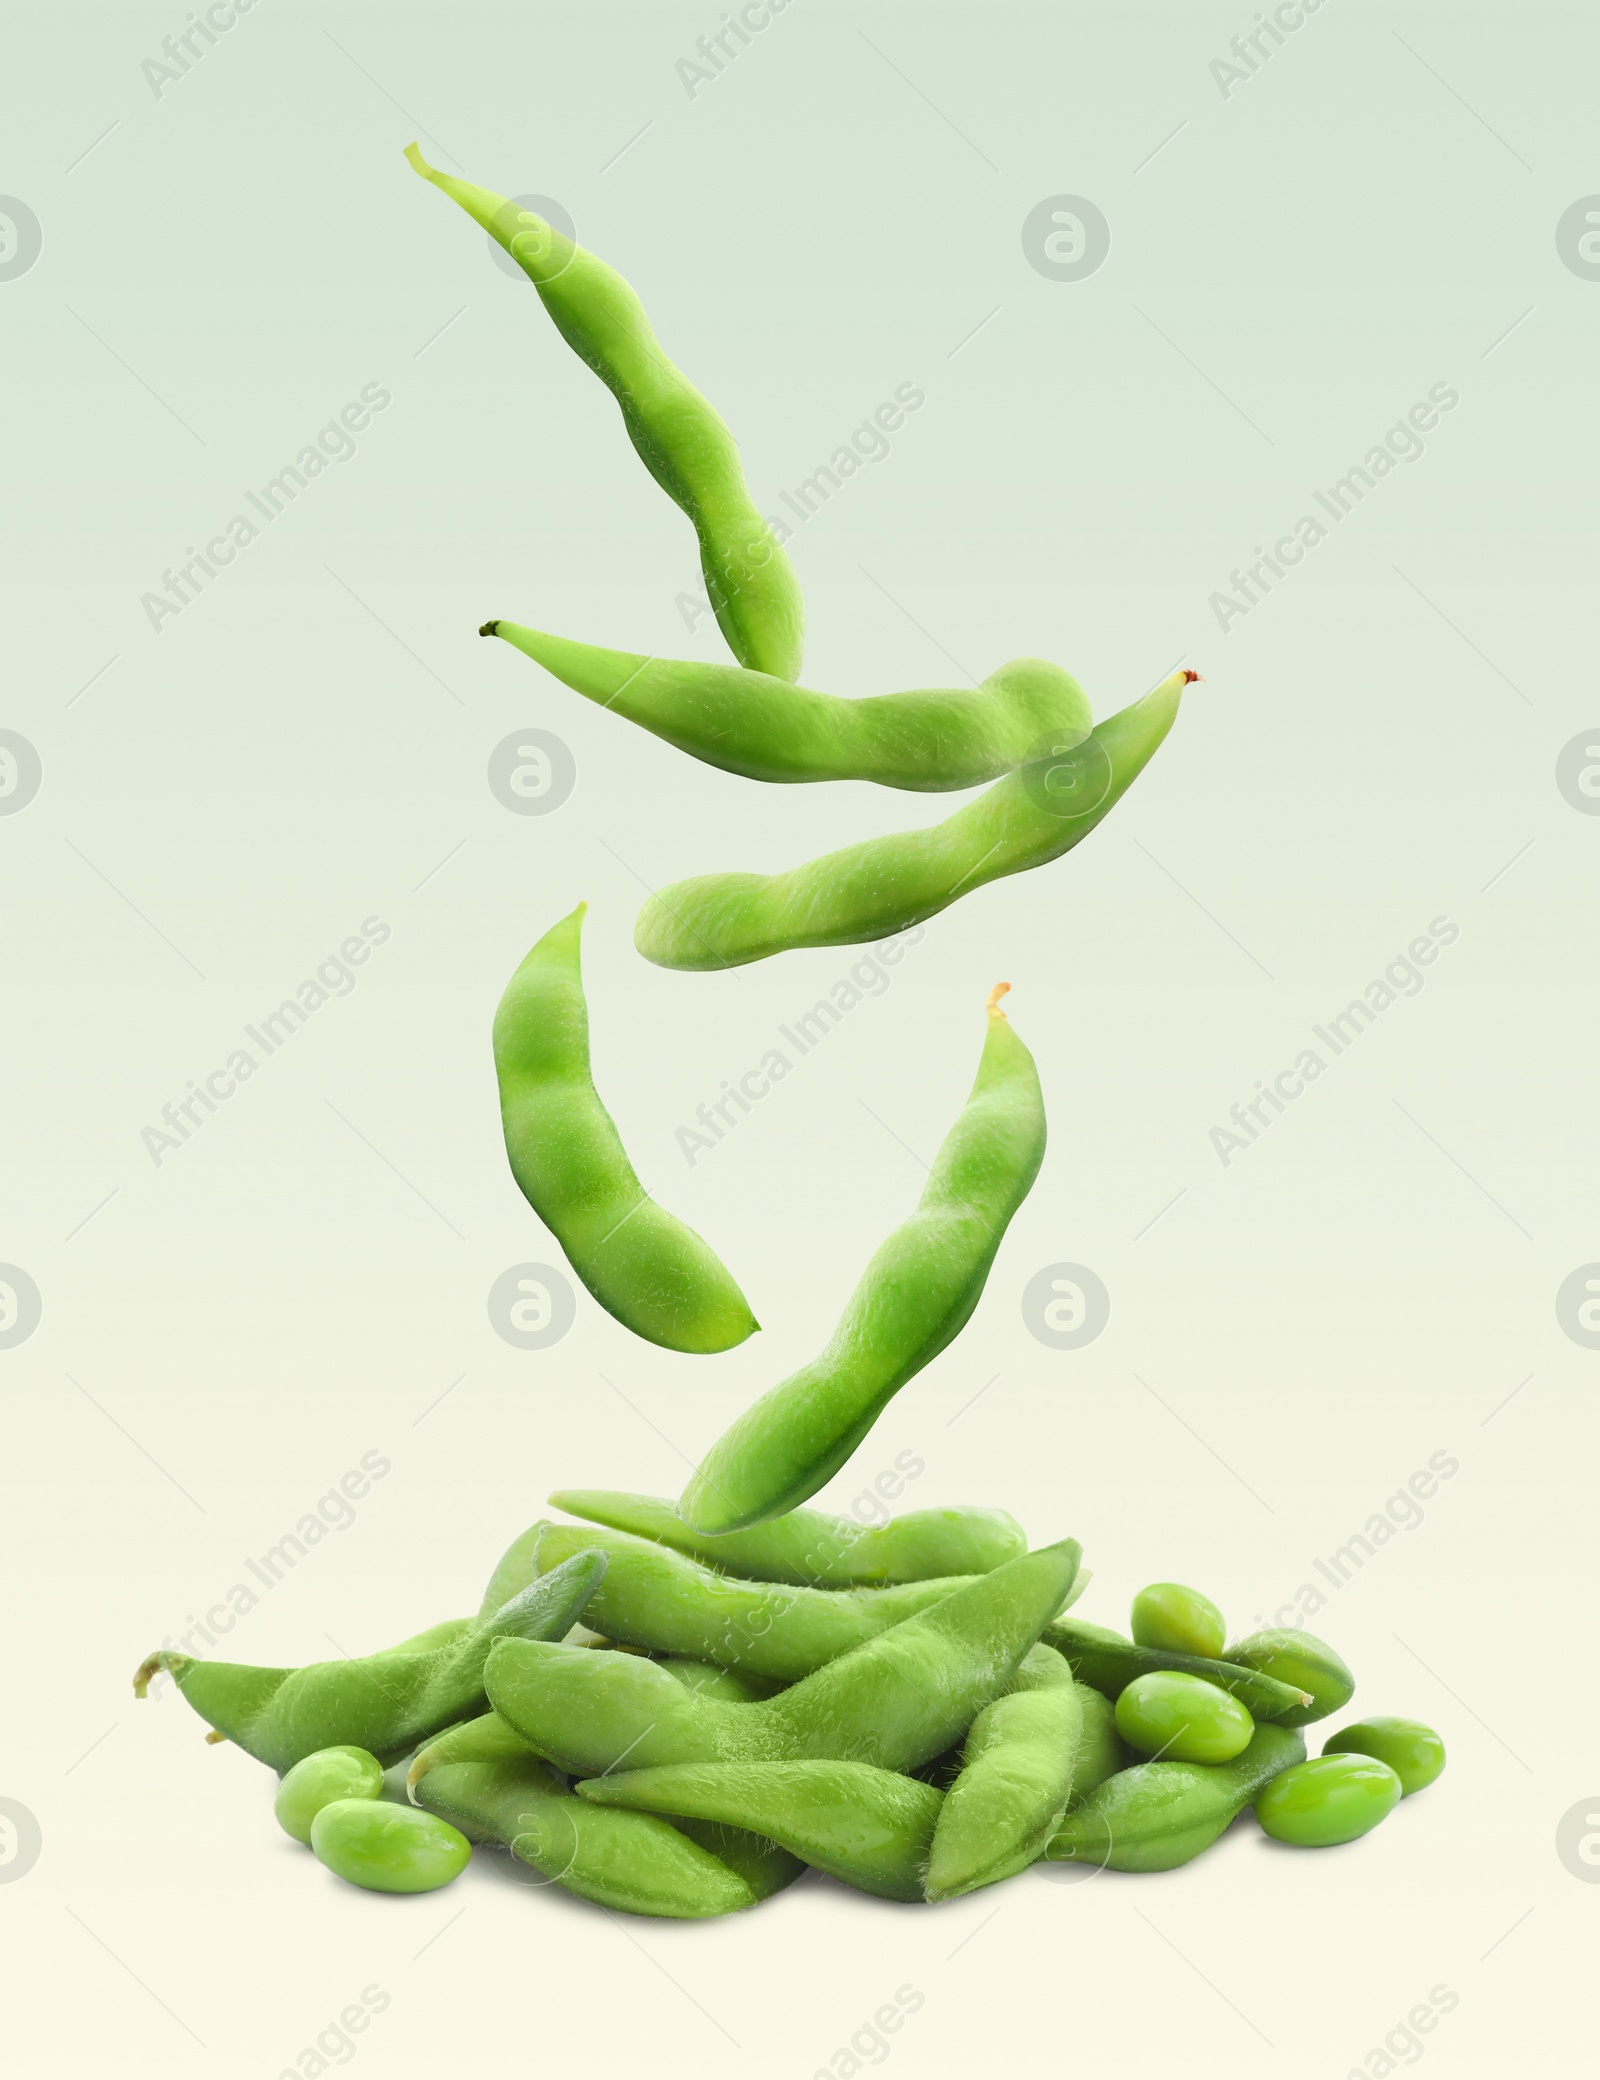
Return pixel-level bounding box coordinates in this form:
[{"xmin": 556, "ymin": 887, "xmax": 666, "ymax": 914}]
[
  {"xmin": 525, "ymin": 1521, "xmax": 973, "ymax": 1681},
  {"xmin": 547, "ymin": 1486, "xmax": 1027, "ymax": 1586},
  {"xmin": 480, "ymin": 621, "xmax": 1093, "ymax": 792},
  {"xmin": 132, "ymin": 1549, "xmax": 608, "ymax": 1774},
  {"xmin": 406, "ymin": 146, "xmax": 804, "ymax": 682},
  {"xmin": 635, "ymin": 670, "xmax": 1195, "ymax": 970},
  {"xmin": 579, "ymin": 1761, "xmax": 944, "ymax": 1902},
  {"xmin": 486, "ymin": 1537, "xmax": 1081, "ymax": 1779},
  {"xmin": 495, "ymin": 903, "xmax": 758, "ymax": 1353},
  {"xmin": 679, "ymin": 984, "xmax": 1044, "ymax": 1533},
  {"xmin": 1045, "ymin": 1722, "xmax": 1306, "ymax": 1873},
  {"xmin": 1042, "ymin": 1615, "xmax": 1314, "ymax": 1724},
  {"xmin": 924, "ymin": 1647, "xmax": 1084, "ymax": 1900},
  {"xmin": 408, "ymin": 1711, "xmax": 799, "ymax": 1915}
]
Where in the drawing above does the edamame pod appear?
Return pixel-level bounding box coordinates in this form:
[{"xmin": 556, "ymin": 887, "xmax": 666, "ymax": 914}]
[
  {"xmin": 133, "ymin": 1549, "xmax": 608, "ymax": 1774},
  {"xmin": 634, "ymin": 672, "xmax": 1193, "ymax": 971},
  {"xmin": 406, "ymin": 147, "xmax": 804, "ymax": 682},
  {"xmin": 310, "ymin": 1799, "xmax": 471, "ymax": 1894},
  {"xmin": 656, "ymin": 1657, "xmax": 786, "ymax": 1703},
  {"xmin": 679, "ymin": 986, "xmax": 1045, "ymax": 1531},
  {"xmin": 1224, "ymin": 1629, "xmax": 1354, "ymax": 1727},
  {"xmin": 548, "ymin": 1487, "xmax": 1026, "ymax": 1586},
  {"xmin": 580, "ymin": 1762, "xmax": 943, "ymax": 1902},
  {"xmin": 527, "ymin": 1522, "xmax": 971, "ymax": 1680},
  {"xmin": 494, "ymin": 904, "xmax": 757, "ymax": 1353},
  {"xmin": 1042, "ymin": 1616, "xmax": 1312, "ymax": 1723},
  {"xmin": 487, "ymin": 1537, "xmax": 1081, "ymax": 1778},
  {"xmin": 481, "ymin": 621, "xmax": 1092, "ymax": 792},
  {"xmin": 1046, "ymin": 1723, "xmax": 1306, "ymax": 1872},
  {"xmin": 924, "ymin": 1647, "xmax": 1083, "ymax": 1900},
  {"xmin": 1066, "ymin": 1686, "xmax": 1129, "ymax": 1807}
]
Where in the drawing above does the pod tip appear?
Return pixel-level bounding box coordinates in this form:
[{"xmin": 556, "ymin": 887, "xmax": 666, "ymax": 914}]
[
  {"xmin": 479, "ymin": 619, "xmax": 500, "ymax": 638},
  {"xmin": 1182, "ymin": 668, "xmax": 1203, "ymax": 683},
  {"xmin": 986, "ymin": 981, "xmax": 1011, "ymax": 1017}
]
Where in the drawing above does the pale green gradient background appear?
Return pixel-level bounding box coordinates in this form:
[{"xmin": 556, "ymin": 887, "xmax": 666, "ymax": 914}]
[{"xmin": 2, "ymin": 2, "xmax": 1596, "ymax": 2073}]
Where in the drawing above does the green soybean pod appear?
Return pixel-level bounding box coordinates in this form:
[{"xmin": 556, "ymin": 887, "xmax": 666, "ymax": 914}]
[
  {"xmin": 1323, "ymin": 1718, "xmax": 1445, "ymax": 1796},
  {"xmin": 1066, "ymin": 1686, "xmax": 1128, "ymax": 1807},
  {"xmin": 274, "ymin": 1746, "xmax": 384, "ymax": 1845},
  {"xmin": 924, "ymin": 1647, "xmax": 1083, "ymax": 1900},
  {"xmin": 1255, "ymin": 1754, "xmax": 1402, "ymax": 1847},
  {"xmin": 1130, "ymin": 1582, "xmax": 1226, "ymax": 1660},
  {"xmin": 634, "ymin": 671, "xmax": 1193, "ymax": 971},
  {"xmin": 1042, "ymin": 1616, "xmax": 1312, "ymax": 1724},
  {"xmin": 1046, "ymin": 1724, "xmax": 1306, "ymax": 1873},
  {"xmin": 1224, "ymin": 1629, "xmax": 1354, "ymax": 1727},
  {"xmin": 679, "ymin": 985, "xmax": 1045, "ymax": 1532},
  {"xmin": 546, "ymin": 1487, "xmax": 1026, "ymax": 1586},
  {"xmin": 655, "ymin": 1658, "xmax": 786, "ymax": 1703},
  {"xmin": 406, "ymin": 147, "xmax": 803, "ymax": 683},
  {"xmin": 310, "ymin": 1799, "xmax": 471, "ymax": 1894},
  {"xmin": 481, "ymin": 621, "xmax": 1093, "ymax": 793},
  {"xmin": 494, "ymin": 903, "xmax": 757, "ymax": 1353},
  {"xmin": 1114, "ymin": 1672, "xmax": 1254, "ymax": 1765}
]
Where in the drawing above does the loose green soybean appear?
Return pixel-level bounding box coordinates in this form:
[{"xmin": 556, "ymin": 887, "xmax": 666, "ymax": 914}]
[
  {"xmin": 1255, "ymin": 1755, "xmax": 1402, "ymax": 1847},
  {"xmin": 482, "ymin": 621, "xmax": 1093, "ymax": 793},
  {"xmin": 581, "ymin": 1761, "xmax": 943, "ymax": 1902},
  {"xmin": 1224, "ymin": 1629, "xmax": 1354, "ymax": 1728},
  {"xmin": 548, "ymin": 1487, "xmax": 1027, "ymax": 1586},
  {"xmin": 274, "ymin": 1746, "xmax": 384, "ymax": 1845},
  {"xmin": 1322, "ymin": 1717, "xmax": 1445, "ymax": 1796},
  {"xmin": 494, "ymin": 903, "xmax": 757, "ymax": 1353},
  {"xmin": 925, "ymin": 1647, "xmax": 1083, "ymax": 1900},
  {"xmin": 406, "ymin": 147, "xmax": 803, "ymax": 682},
  {"xmin": 1114, "ymin": 1672, "xmax": 1254, "ymax": 1765},
  {"xmin": 1047, "ymin": 1724, "xmax": 1306, "ymax": 1872},
  {"xmin": 527, "ymin": 1521, "xmax": 973, "ymax": 1681},
  {"xmin": 1042, "ymin": 1615, "xmax": 1313, "ymax": 1723},
  {"xmin": 634, "ymin": 672, "xmax": 1193, "ymax": 971},
  {"xmin": 132, "ymin": 1550, "xmax": 608, "ymax": 1774},
  {"xmin": 1131, "ymin": 1582, "xmax": 1226, "ymax": 1660},
  {"xmin": 310, "ymin": 1799, "xmax": 471, "ymax": 1895},
  {"xmin": 486, "ymin": 1538, "xmax": 1081, "ymax": 1779},
  {"xmin": 679, "ymin": 987, "xmax": 1045, "ymax": 1531}
]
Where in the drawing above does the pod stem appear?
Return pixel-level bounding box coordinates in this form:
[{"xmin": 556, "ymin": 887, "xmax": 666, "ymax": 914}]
[
  {"xmin": 132, "ymin": 1650, "xmax": 184, "ymax": 1698},
  {"xmin": 986, "ymin": 981, "xmax": 1011, "ymax": 1018}
]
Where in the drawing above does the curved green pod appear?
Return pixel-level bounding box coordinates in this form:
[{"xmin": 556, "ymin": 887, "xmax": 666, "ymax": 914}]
[
  {"xmin": 679, "ymin": 986, "xmax": 1045, "ymax": 1532},
  {"xmin": 486, "ymin": 1537, "xmax": 1080, "ymax": 1779},
  {"xmin": 1042, "ymin": 1616, "xmax": 1313, "ymax": 1724},
  {"xmin": 406, "ymin": 146, "xmax": 803, "ymax": 682},
  {"xmin": 481, "ymin": 621, "xmax": 1092, "ymax": 793},
  {"xmin": 1223, "ymin": 1628, "xmax": 1354, "ymax": 1727},
  {"xmin": 132, "ymin": 1550, "xmax": 607, "ymax": 1775},
  {"xmin": 580, "ymin": 1761, "xmax": 943, "ymax": 1902},
  {"xmin": 924, "ymin": 1646, "xmax": 1083, "ymax": 1900},
  {"xmin": 527, "ymin": 1522, "xmax": 971, "ymax": 1681},
  {"xmin": 547, "ymin": 1487, "xmax": 1027, "ymax": 1587},
  {"xmin": 634, "ymin": 671, "xmax": 1193, "ymax": 970},
  {"xmin": 409, "ymin": 1712, "xmax": 793, "ymax": 1915},
  {"xmin": 1046, "ymin": 1723, "xmax": 1306, "ymax": 1873},
  {"xmin": 494, "ymin": 903, "xmax": 757, "ymax": 1353}
]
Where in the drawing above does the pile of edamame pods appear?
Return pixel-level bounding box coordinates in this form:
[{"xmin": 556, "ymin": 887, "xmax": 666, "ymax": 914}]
[{"xmin": 133, "ymin": 149, "xmax": 1443, "ymax": 1913}]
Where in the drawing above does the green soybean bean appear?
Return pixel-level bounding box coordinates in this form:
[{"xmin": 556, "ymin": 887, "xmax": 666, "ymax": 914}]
[
  {"xmin": 406, "ymin": 147, "xmax": 803, "ymax": 682},
  {"xmin": 680, "ymin": 987, "xmax": 1044, "ymax": 1531},
  {"xmin": 547, "ymin": 1486, "xmax": 1026, "ymax": 1586},
  {"xmin": 1066, "ymin": 1686, "xmax": 1129, "ymax": 1808},
  {"xmin": 1114, "ymin": 1672, "xmax": 1254, "ymax": 1765},
  {"xmin": 526, "ymin": 1522, "xmax": 971, "ymax": 1680},
  {"xmin": 1323, "ymin": 1718, "xmax": 1445, "ymax": 1796},
  {"xmin": 1042, "ymin": 1615, "xmax": 1313, "ymax": 1723},
  {"xmin": 1255, "ymin": 1754, "xmax": 1402, "ymax": 1847},
  {"xmin": 487, "ymin": 1537, "xmax": 1081, "ymax": 1779},
  {"xmin": 274, "ymin": 1746, "xmax": 384, "ymax": 1845},
  {"xmin": 634, "ymin": 672, "xmax": 1193, "ymax": 971},
  {"xmin": 924, "ymin": 1647, "xmax": 1083, "ymax": 1900},
  {"xmin": 409, "ymin": 1713, "xmax": 795, "ymax": 1914},
  {"xmin": 1224, "ymin": 1629, "xmax": 1354, "ymax": 1728},
  {"xmin": 494, "ymin": 903, "xmax": 757, "ymax": 1353},
  {"xmin": 1047, "ymin": 1723, "xmax": 1306, "ymax": 1873},
  {"xmin": 1131, "ymin": 1582, "xmax": 1226, "ymax": 1660},
  {"xmin": 481, "ymin": 621, "xmax": 1092, "ymax": 793},
  {"xmin": 310, "ymin": 1799, "xmax": 471, "ymax": 1895},
  {"xmin": 580, "ymin": 1761, "xmax": 942, "ymax": 1902},
  {"xmin": 133, "ymin": 1549, "xmax": 607, "ymax": 1774}
]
